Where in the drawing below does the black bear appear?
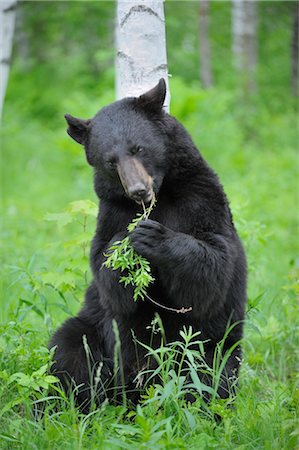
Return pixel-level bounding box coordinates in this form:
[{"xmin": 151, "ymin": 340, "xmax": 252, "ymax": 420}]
[{"xmin": 50, "ymin": 79, "xmax": 247, "ymax": 410}]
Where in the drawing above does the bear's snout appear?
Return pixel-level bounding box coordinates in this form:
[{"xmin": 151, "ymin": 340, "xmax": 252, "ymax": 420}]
[{"xmin": 117, "ymin": 157, "xmax": 154, "ymax": 204}]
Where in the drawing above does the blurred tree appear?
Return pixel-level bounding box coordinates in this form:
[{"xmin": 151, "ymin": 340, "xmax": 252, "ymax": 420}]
[
  {"xmin": 232, "ymin": 0, "xmax": 258, "ymax": 94},
  {"xmin": 0, "ymin": 0, "xmax": 17, "ymax": 119},
  {"xmin": 198, "ymin": 0, "xmax": 213, "ymax": 88},
  {"xmin": 7, "ymin": 2, "xmax": 115, "ymax": 122},
  {"xmin": 116, "ymin": 0, "xmax": 169, "ymax": 111},
  {"xmin": 14, "ymin": 5, "xmax": 29, "ymax": 64},
  {"xmin": 291, "ymin": 1, "xmax": 298, "ymax": 97}
]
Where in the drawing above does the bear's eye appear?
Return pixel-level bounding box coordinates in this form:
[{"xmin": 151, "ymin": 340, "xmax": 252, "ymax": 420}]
[
  {"xmin": 131, "ymin": 146, "xmax": 143, "ymax": 155},
  {"xmin": 106, "ymin": 159, "xmax": 115, "ymax": 169}
]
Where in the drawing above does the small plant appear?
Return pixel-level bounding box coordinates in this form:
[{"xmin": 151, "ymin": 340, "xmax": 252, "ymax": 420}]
[{"xmin": 104, "ymin": 199, "xmax": 156, "ymax": 302}]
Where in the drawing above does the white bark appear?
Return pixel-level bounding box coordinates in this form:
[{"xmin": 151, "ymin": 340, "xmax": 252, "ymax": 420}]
[
  {"xmin": 199, "ymin": 0, "xmax": 213, "ymax": 88},
  {"xmin": 232, "ymin": 0, "xmax": 257, "ymax": 93},
  {"xmin": 0, "ymin": 0, "xmax": 17, "ymax": 120},
  {"xmin": 116, "ymin": 0, "xmax": 170, "ymax": 111}
]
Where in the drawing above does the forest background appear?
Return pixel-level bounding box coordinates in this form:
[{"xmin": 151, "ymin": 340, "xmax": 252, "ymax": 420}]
[{"xmin": 1, "ymin": 1, "xmax": 298, "ymax": 449}]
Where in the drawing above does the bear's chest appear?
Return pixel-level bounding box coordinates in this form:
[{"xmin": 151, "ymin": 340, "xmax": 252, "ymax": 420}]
[{"xmin": 150, "ymin": 197, "xmax": 198, "ymax": 235}]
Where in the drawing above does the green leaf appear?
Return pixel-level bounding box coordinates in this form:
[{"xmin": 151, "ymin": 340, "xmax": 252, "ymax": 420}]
[
  {"xmin": 0, "ymin": 433, "xmax": 22, "ymax": 444},
  {"xmin": 44, "ymin": 375, "xmax": 59, "ymax": 384},
  {"xmin": 8, "ymin": 373, "xmax": 31, "ymax": 387},
  {"xmin": 67, "ymin": 199, "xmax": 98, "ymax": 217},
  {"xmin": 44, "ymin": 212, "xmax": 72, "ymax": 227},
  {"xmin": 183, "ymin": 408, "xmax": 196, "ymax": 430},
  {"xmin": 0, "ymin": 397, "xmax": 24, "ymax": 416},
  {"xmin": 33, "ymin": 364, "xmax": 48, "ymax": 377}
]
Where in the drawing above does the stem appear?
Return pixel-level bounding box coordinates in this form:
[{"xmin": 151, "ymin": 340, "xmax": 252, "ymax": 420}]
[
  {"xmin": 141, "ymin": 195, "xmax": 156, "ymax": 220},
  {"xmin": 141, "ymin": 200, "xmax": 147, "ymax": 216},
  {"xmin": 144, "ymin": 292, "xmax": 192, "ymax": 314}
]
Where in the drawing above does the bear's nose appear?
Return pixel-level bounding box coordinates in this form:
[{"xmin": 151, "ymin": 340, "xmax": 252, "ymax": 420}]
[{"xmin": 128, "ymin": 183, "xmax": 147, "ymax": 200}]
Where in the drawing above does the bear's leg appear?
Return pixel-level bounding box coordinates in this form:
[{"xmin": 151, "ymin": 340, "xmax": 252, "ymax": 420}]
[
  {"xmin": 49, "ymin": 283, "xmax": 113, "ymax": 411},
  {"xmin": 49, "ymin": 316, "xmax": 113, "ymax": 411},
  {"xmin": 200, "ymin": 345, "xmax": 241, "ymax": 400},
  {"xmin": 216, "ymin": 347, "xmax": 241, "ymax": 399}
]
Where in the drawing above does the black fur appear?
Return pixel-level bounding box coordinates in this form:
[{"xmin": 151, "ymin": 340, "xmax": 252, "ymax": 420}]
[{"xmin": 50, "ymin": 79, "xmax": 247, "ymax": 410}]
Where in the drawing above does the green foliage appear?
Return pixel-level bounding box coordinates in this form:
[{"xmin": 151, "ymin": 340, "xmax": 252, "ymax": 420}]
[
  {"xmin": 104, "ymin": 201, "xmax": 155, "ymax": 301},
  {"xmin": 138, "ymin": 324, "xmax": 216, "ymax": 407}
]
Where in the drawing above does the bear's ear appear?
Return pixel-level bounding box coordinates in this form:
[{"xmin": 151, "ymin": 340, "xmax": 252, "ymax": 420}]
[
  {"xmin": 64, "ymin": 114, "xmax": 91, "ymax": 145},
  {"xmin": 137, "ymin": 78, "xmax": 166, "ymax": 114}
]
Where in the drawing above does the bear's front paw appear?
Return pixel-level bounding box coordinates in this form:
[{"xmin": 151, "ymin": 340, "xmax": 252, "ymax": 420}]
[{"xmin": 130, "ymin": 219, "xmax": 172, "ymax": 260}]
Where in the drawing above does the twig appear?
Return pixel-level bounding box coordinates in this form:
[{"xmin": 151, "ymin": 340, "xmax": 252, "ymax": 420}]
[
  {"xmin": 144, "ymin": 292, "xmax": 192, "ymax": 314},
  {"xmin": 141, "ymin": 200, "xmax": 147, "ymax": 216},
  {"xmin": 141, "ymin": 195, "xmax": 156, "ymax": 219}
]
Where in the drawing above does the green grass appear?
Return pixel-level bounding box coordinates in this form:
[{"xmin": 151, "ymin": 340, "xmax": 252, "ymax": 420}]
[{"xmin": 1, "ymin": 76, "xmax": 298, "ymax": 449}]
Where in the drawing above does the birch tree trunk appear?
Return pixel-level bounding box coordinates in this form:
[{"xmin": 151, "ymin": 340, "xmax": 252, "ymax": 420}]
[
  {"xmin": 198, "ymin": 0, "xmax": 213, "ymax": 89},
  {"xmin": 116, "ymin": 0, "xmax": 170, "ymax": 111},
  {"xmin": 232, "ymin": 0, "xmax": 257, "ymax": 94},
  {"xmin": 0, "ymin": 0, "xmax": 17, "ymax": 120},
  {"xmin": 291, "ymin": 1, "xmax": 298, "ymax": 97},
  {"xmin": 15, "ymin": 3, "xmax": 29, "ymax": 65}
]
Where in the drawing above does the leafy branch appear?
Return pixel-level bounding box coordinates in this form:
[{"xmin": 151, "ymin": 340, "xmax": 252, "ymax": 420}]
[
  {"xmin": 103, "ymin": 199, "xmax": 192, "ymax": 314},
  {"xmin": 103, "ymin": 198, "xmax": 156, "ymax": 302}
]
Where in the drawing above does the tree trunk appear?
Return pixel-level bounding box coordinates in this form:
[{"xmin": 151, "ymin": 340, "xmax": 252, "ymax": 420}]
[
  {"xmin": 291, "ymin": 2, "xmax": 299, "ymax": 97},
  {"xmin": 116, "ymin": 0, "xmax": 170, "ymax": 111},
  {"xmin": 198, "ymin": 0, "xmax": 213, "ymax": 88},
  {"xmin": 232, "ymin": 0, "xmax": 257, "ymax": 95},
  {"xmin": 14, "ymin": 3, "xmax": 29, "ymax": 66},
  {"xmin": 0, "ymin": 0, "xmax": 17, "ymax": 120}
]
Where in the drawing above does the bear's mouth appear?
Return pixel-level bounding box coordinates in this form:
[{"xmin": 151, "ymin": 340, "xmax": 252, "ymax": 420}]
[
  {"xmin": 132, "ymin": 189, "xmax": 154, "ymax": 205},
  {"xmin": 117, "ymin": 158, "xmax": 154, "ymax": 205}
]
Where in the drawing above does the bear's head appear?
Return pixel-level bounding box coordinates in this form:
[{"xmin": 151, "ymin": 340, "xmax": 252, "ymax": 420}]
[{"xmin": 65, "ymin": 79, "xmax": 168, "ymax": 204}]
